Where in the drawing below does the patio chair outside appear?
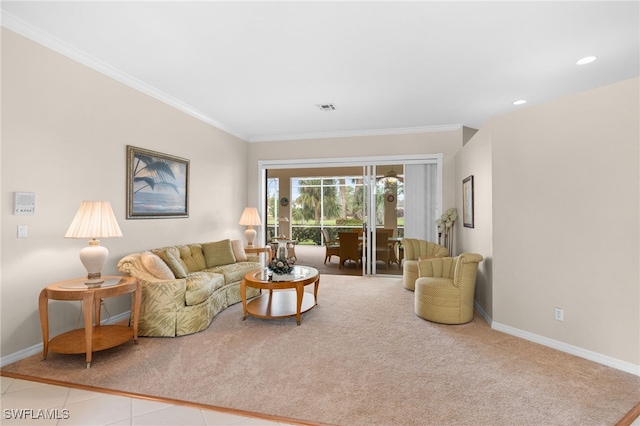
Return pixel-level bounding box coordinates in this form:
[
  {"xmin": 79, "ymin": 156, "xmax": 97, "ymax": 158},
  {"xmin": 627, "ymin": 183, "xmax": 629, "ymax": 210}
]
[
  {"xmin": 322, "ymin": 228, "xmax": 340, "ymax": 264},
  {"xmin": 338, "ymin": 232, "xmax": 362, "ymax": 269}
]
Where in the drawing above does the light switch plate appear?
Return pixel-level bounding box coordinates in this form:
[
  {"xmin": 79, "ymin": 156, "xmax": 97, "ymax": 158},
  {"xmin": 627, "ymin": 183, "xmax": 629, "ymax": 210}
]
[{"xmin": 18, "ymin": 225, "xmax": 28, "ymax": 238}]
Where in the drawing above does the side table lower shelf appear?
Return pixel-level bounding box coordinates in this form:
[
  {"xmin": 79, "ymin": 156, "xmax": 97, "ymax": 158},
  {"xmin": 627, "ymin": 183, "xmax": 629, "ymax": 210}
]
[
  {"xmin": 246, "ymin": 291, "xmax": 316, "ymax": 319},
  {"xmin": 39, "ymin": 276, "xmax": 140, "ymax": 368},
  {"xmin": 48, "ymin": 325, "xmax": 133, "ymax": 355}
]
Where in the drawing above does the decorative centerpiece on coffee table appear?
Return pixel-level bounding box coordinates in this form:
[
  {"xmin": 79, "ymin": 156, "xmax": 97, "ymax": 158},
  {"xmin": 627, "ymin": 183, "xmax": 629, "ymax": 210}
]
[{"xmin": 268, "ymin": 255, "xmax": 294, "ymax": 281}]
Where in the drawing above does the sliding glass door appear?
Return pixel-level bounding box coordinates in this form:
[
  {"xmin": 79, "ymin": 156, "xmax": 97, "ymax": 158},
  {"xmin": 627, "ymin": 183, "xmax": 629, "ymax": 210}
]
[
  {"xmin": 259, "ymin": 154, "xmax": 442, "ymax": 276},
  {"xmin": 361, "ymin": 164, "xmax": 409, "ymax": 275}
]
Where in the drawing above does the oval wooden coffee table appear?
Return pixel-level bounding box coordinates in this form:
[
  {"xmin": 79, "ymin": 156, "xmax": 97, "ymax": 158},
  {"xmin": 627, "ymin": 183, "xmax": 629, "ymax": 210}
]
[{"xmin": 241, "ymin": 266, "xmax": 319, "ymax": 325}]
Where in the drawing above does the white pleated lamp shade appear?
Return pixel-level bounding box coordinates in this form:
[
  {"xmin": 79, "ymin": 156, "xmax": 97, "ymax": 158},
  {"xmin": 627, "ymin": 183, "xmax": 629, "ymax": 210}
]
[
  {"xmin": 65, "ymin": 201, "xmax": 123, "ymax": 239},
  {"xmin": 238, "ymin": 207, "xmax": 262, "ymax": 227},
  {"xmin": 65, "ymin": 201, "xmax": 122, "ymax": 286},
  {"xmin": 239, "ymin": 207, "xmax": 261, "ymax": 247}
]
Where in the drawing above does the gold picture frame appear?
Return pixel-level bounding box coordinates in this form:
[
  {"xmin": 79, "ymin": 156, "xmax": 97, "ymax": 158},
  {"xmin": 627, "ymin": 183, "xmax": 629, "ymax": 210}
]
[{"xmin": 126, "ymin": 145, "xmax": 189, "ymax": 219}]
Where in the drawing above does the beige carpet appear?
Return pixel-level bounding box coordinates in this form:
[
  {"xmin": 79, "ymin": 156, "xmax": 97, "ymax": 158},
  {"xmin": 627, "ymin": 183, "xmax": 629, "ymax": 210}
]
[{"xmin": 2, "ymin": 275, "xmax": 639, "ymax": 426}]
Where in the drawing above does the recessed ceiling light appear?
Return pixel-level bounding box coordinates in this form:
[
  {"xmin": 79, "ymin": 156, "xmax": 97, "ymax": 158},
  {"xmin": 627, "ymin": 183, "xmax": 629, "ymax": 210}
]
[
  {"xmin": 512, "ymin": 100, "xmax": 527, "ymax": 105},
  {"xmin": 576, "ymin": 56, "xmax": 597, "ymax": 65}
]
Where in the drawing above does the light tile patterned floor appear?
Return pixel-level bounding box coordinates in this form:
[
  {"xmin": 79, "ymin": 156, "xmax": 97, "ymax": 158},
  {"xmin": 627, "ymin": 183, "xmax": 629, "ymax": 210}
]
[
  {"xmin": 3, "ymin": 376, "xmax": 638, "ymax": 425},
  {"xmin": 1, "ymin": 377, "xmax": 289, "ymax": 426}
]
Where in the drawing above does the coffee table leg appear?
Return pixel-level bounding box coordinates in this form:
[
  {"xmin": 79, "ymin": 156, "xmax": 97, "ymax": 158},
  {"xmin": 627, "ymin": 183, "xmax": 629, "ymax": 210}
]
[
  {"xmin": 295, "ymin": 283, "xmax": 303, "ymax": 325},
  {"xmin": 241, "ymin": 278, "xmax": 247, "ymax": 320}
]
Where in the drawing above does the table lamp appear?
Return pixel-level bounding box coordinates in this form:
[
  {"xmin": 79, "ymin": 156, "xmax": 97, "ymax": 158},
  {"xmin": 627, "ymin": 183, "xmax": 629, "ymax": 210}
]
[
  {"xmin": 65, "ymin": 201, "xmax": 123, "ymax": 287},
  {"xmin": 239, "ymin": 207, "xmax": 261, "ymax": 247},
  {"xmin": 278, "ymin": 216, "xmax": 289, "ymax": 238}
]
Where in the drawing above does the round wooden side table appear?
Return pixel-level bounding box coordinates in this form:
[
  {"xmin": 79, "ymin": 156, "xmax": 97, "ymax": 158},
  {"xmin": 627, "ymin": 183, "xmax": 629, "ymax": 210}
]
[{"xmin": 38, "ymin": 276, "xmax": 140, "ymax": 368}]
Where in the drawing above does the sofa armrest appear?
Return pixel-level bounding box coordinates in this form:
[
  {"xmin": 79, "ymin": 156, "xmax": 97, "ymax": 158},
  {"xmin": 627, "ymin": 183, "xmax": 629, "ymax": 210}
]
[
  {"xmin": 117, "ymin": 254, "xmax": 159, "ymax": 282},
  {"xmin": 118, "ymin": 254, "xmax": 188, "ymax": 311},
  {"xmin": 138, "ymin": 278, "xmax": 187, "ymax": 312}
]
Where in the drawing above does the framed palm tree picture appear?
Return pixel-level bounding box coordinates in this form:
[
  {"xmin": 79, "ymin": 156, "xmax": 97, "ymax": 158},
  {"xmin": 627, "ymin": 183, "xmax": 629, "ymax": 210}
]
[{"xmin": 126, "ymin": 146, "xmax": 189, "ymax": 219}]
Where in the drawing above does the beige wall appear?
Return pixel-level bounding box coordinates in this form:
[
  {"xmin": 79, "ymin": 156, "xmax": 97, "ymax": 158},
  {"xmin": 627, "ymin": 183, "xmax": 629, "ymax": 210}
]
[
  {"xmin": 455, "ymin": 123, "xmax": 493, "ymax": 318},
  {"xmin": 1, "ymin": 29, "xmax": 249, "ymax": 357},
  {"xmin": 488, "ymin": 77, "xmax": 639, "ymax": 366}
]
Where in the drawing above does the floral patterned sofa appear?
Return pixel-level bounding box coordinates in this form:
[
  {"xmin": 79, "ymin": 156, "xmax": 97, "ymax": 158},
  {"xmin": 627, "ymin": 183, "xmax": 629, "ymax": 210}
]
[{"xmin": 117, "ymin": 239, "xmax": 261, "ymax": 337}]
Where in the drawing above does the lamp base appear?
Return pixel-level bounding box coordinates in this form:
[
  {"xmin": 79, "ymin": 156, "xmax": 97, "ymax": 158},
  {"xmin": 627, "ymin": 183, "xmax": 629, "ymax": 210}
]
[
  {"xmin": 84, "ymin": 273, "xmax": 104, "ymax": 287},
  {"xmin": 245, "ymin": 227, "xmax": 257, "ymax": 247},
  {"xmin": 79, "ymin": 240, "xmax": 108, "ymax": 287}
]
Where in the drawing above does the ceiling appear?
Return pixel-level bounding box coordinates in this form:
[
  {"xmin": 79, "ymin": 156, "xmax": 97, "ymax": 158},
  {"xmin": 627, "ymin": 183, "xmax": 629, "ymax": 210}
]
[{"xmin": 2, "ymin": 1, "xmax": 639, "ymax": 143}]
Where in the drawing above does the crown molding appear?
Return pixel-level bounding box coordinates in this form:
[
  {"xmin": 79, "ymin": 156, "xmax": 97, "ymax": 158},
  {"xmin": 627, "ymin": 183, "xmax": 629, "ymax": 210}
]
[
  {"xmin": 248, "ymin": 124, "xmax": 464, "ymax": 143},
  {"xmin": 1, "ymin": 11, "xmax": 249, "ymax": 142},
  {"xmin": 2, "ymin": 11, "xmax": 463, "ymax": 145}
]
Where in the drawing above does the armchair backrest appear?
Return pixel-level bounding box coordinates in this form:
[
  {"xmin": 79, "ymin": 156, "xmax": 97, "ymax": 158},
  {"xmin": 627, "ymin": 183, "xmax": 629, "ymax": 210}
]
[
  {"xmin": 453, "ymin": 253, "xmax": 483, "ymax": 292},
  {"xmin": 402, "ymin": 238, "xmax": 449, "ymax": 261},
  {"xmin": 418, "ymin": 253, "xmax": 483, "ymax": 289},
  {"xmin": 417, "ymin": 256, "xmax": 457, "ymax": 279}
]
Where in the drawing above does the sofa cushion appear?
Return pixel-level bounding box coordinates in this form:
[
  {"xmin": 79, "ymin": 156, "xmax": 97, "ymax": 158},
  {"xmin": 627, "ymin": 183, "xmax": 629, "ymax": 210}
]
[
  {"xmin": 153, "ymin": 248, "xmax": 188, "ymax": 279},
  {"xmin": 231, "ymin": 239, "xmax": 248, "ymax": 262},
  {"xmin": 185, "ymin": 272, "xmax": 225, "ymax": 306},
  {"xmin": 140, "ymin": 251, "xmax": 175, "ymax": 280},
  {"xmin": 206, "ymin": 261, "xmax": 261, "ymax": 284},
  {"xmin": 202, "ymin": 239, "xmax": 236, "ymax": 268},
  {"xmin": 179, "ymin": 244, "xmax": 207, "ymax": 272}
]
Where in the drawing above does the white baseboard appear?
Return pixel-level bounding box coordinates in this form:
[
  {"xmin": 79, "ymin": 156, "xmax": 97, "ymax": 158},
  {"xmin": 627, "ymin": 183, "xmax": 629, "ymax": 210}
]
[
  {"xmin": 491, "ymin": 321, "xmax": 640, "ymax": 377},
  {"xmin": 474, "ymin": 301, "xmax": 492, "ymax": 326},
  {"xmin": 1, "ymin": 311, "xmax": 131, "ymax": 368},
  {"xmin": 474, "ymin": 301, "xmax": 639, "ymax": 376}
]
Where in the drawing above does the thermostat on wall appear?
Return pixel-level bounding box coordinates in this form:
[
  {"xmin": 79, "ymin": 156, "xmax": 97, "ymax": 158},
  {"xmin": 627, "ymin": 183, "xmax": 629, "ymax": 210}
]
[{"xmin": 14, "ymin": 192, "xmax": 35, "ymax": 215}]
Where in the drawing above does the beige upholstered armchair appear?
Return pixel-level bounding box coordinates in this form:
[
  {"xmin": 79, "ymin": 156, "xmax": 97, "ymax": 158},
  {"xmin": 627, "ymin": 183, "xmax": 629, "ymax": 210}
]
[
  {"xmin": 414, "ymin": 253, "xmax": 483, "ymax": 324},
  {"xmin": 401, "ymin": 238, "xmax": 449, "ymax": 290}
]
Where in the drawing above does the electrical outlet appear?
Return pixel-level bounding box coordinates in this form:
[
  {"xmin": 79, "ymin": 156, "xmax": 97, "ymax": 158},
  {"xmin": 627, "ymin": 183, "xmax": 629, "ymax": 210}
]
[{"xmin": 554, "ymin": 307, "xmax": 564, "ymax": 321}]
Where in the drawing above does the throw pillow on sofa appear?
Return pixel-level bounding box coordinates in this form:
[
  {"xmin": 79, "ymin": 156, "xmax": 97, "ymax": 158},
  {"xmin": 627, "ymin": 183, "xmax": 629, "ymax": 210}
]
[
  {"xmin": 231, "ymin": 239, "xmax": 248, "ymax": 262},
  {"xmin": 179, "ymin": 244, "xmax": 207, "ymax": 272},
  {"xmin": 140, "ymin": 251, "xmax": 175, "ymax": 280},
  {"xmin": 153, "ymin": 248, "xmax": 189, "ymax": 278},
  {"xmin": 202, "ymin": 239, "xmax": 236, "ymax": 268}
]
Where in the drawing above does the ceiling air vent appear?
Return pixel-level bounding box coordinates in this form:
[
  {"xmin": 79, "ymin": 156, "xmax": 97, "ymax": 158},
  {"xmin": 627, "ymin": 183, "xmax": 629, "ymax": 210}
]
[{"xmin": 315, "ymin": 103, "xmax": 336, "ymax": 111}]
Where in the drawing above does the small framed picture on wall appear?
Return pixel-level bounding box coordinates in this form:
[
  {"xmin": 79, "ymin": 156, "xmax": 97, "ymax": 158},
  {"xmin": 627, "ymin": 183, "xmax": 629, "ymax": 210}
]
[{"xmin": 463, "ymin": 175, "xmax": 474, "ymax": 228}]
